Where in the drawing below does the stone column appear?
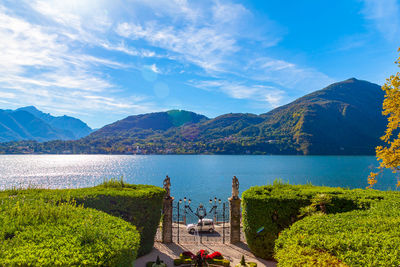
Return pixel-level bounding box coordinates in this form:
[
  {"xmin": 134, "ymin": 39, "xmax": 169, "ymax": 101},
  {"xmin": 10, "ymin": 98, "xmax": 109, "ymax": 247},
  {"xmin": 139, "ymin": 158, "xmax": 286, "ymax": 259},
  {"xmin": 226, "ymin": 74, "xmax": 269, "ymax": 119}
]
[
  {"xmin": 229, "ymin": 196, "xmax": 241, "ymax": 243},
  {"xmin": 162, "ymin": 197, "xmax": 173, "ymax": 243}
]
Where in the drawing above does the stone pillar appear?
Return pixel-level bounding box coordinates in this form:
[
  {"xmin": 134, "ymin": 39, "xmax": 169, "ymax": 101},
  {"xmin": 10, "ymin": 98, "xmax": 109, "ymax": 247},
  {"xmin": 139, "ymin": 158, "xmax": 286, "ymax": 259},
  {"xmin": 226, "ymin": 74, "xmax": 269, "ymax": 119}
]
[
  {"xmin": 162, "ymin": 197, "xmax": 173, "ymax": 243},
  {"xmin": 229, "ymin": 197, "xmax": 241, "ymax": 243}
]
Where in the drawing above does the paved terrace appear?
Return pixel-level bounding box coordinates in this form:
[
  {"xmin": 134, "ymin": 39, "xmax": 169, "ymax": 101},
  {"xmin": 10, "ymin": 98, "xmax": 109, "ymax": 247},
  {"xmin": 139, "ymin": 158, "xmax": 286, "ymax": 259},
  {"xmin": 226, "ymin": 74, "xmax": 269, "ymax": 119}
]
[
  {"xmin": 136, "ymin": 223, "xmax": 277, "ymax": 266},
  {"xmin": 135, "ymin": 242, "xmax": 277, "ymax": 266}
]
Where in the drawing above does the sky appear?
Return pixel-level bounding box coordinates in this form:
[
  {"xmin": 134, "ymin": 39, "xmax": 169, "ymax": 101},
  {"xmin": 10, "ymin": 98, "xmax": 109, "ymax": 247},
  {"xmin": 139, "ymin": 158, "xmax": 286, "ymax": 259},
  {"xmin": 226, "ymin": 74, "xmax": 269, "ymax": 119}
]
[{"xmin": 0, "ymin": 0, "xmax": 399, "ymax": 128}]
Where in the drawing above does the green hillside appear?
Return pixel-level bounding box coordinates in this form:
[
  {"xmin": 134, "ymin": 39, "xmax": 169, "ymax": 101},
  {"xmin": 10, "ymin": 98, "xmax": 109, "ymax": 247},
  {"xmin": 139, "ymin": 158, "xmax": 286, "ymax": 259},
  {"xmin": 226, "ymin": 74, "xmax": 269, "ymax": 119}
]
[
  {"xmin": 0, "ymin": 78, "xmax": 387, "ymax": 155},
  {"xmin": 258, "ymin": 78, "xmax": 386, "ymax": 154}
]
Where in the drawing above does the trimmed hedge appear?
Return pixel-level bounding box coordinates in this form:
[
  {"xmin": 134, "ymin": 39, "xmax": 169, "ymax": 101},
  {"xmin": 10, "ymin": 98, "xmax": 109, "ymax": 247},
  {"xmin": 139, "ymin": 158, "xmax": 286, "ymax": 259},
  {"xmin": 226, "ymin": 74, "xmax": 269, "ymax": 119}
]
[
  {"xmin": 242, "ymin": 183, "xmax": 400, "ymax": 261},
  {"xmin": 68, "ymin": 183, "xmax": 165, "ymax": 256},
  {"xmin": 173, "ymin": 257, "xmax": 230, "ymax": 266},
  {"xmin": 174, "ymin": 252, "xmax": 230, "ymax": 266},
  {"xmin": 1, "ymin": 181, "xmax": 165, "ymax": 257},
  {"xmin": 275, "ymin": 199, "xmax": 400, "ymax": 266},
  {"xmin": 0, "ymin": 197, "xmax": 140, "ymax": 266}
]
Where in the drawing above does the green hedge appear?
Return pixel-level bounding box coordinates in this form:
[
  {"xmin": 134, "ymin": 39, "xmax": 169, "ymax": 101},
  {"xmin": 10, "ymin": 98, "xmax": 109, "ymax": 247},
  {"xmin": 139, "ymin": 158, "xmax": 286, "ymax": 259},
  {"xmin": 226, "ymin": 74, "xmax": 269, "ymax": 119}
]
[
  {"xmin": 242, "ymin": 183, "xmax": 400, "ymax": 261},
  {"xmin": 1, "ymin": 181, "xmax": 165, "ymax": 257},
  {"xmin": 275, "ymin": 199, "xmax": 400, "ymax": 266},
  {"xmin": 67, "ymin": 183, "xmax": 165, "ymax": 256},
  {"xmin": 173, "ymin": 256, "xmax": 230, "ymax": 266},
  {"xmin": 0, "ymin": 197, "xmax": 140, "ymax": 266}
]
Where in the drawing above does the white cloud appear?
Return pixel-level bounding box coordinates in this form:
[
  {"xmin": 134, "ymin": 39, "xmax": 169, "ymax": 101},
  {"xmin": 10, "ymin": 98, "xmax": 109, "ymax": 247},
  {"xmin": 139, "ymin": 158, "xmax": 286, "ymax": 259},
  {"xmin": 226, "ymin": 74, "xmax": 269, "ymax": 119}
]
[
  {"xmin": 31, "ymin": 0, "xmax": 112, "ymax": 34},
  {"xmin": 100, "ymin": 42, "xmax": 157, "ymax": 58},
  {"xmin": 0, "ymin": 14, "xmax": 112, "ymax": 92},
  {"xmin": 124, "ymin": 0, "xmax": 201, "ymax": 22},
  {"xmin": 244, "ymin": 57, "xmax": 335, "ymax": 92},
  {"xmin": 116, "ymin": 21, "xmax": 239, "ymax": 72},
  {"xmin": 0, "ymin": 0, "xmax": 335, "ymax": 125},
  {"xmin": 211, "ymin": 1, "xmax": 249, "ymax": 25},
  {"xmin": 0, "ymin": 3, "xmax": 155, "ymax": 124},
  {"xmin": 114, "ymin": 0, "xmax": 282, "ymax": 73},
  {"xmin": 114, "ymin": 0, "xmax": 330, "ymax": 96},
  {"xmin": 190, "ymin": 80, "xmax": 284, "ymax": 108},
  {"xmin": 0, "ymin": 92, "xmax": 16, "ymax": 99},
  {"xmin": 150, "ymin": 64, "xmax": 161, "ymax": 74},
  {"xmin": 361, "ymin": 0, "xmax": 400, "ymax": 41}
]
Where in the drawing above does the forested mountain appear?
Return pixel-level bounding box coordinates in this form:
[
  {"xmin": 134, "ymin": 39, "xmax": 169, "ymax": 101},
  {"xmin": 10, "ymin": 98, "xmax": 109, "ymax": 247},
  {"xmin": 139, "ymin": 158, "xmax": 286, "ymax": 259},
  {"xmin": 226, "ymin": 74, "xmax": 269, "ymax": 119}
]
[
  {"xmin": 0, "ymin": 78, "xmax": 387, "ymax": 155},
  {"xmin": 0, "ymin": 106, "xmax": 92, "ymax": 142},
  {"xmin": 90, "ymin": 110, "xmax": 208, "ymax": 139},
  {"xmin": 0, "ymin": 109, "xmax": 67, "ymax": 142},
  {"xmin": 17, "ymin": 106, "xmax": 92, "ymax": 139},
  {"xmin": 258, "ymin": 78, "xmax": 386, "ymax": 154}
]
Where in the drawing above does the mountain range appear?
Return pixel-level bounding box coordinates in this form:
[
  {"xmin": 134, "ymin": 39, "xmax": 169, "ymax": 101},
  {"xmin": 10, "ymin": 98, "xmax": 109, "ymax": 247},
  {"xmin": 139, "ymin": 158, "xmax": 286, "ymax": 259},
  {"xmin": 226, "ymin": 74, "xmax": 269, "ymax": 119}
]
[
  {"xmin": 0, "ymin": 106, "xmax": 92, "ymax": 142},
  {"xmin": 0, "ymin": 78, "xmax": 387, "ymax": 155}
]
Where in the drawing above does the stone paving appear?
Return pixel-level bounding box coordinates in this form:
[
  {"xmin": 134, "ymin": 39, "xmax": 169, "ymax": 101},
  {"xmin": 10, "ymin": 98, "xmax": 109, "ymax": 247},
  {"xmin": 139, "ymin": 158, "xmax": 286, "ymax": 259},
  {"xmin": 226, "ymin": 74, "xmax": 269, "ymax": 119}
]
[
  {"xmin": 155, "ymin": 223, "xmax": 245, "ymax": 243},
  {"xmin": 135, "ymin": 241, "xmax": 277, "ymax": 267},
  {"xmin": 141, "ymin": 222, "xmax": 276, "ymax": 266}
]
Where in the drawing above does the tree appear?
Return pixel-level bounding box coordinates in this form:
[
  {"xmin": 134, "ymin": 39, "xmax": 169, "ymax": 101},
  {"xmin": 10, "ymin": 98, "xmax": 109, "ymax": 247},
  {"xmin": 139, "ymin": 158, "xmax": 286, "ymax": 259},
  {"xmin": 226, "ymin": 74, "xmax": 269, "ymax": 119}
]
[{"xmin": 368, "ymin": 48, "xmax": 400, "ymax": 188}]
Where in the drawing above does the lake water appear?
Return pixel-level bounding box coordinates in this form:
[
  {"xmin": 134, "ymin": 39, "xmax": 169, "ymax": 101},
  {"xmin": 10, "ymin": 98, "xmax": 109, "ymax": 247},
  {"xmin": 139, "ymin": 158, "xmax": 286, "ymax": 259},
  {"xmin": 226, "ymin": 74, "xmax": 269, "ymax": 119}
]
[{"xmin": 0, "ymin": 155, "xmax": 397, "ymax": 204}]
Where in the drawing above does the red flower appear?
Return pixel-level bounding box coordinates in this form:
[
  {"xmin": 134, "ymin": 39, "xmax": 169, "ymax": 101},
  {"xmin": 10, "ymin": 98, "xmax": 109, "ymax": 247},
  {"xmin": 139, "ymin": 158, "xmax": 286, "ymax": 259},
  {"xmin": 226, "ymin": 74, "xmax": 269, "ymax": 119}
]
[{"xmin": 206, "ymin": 251, "xmax": 222, "ymax": 259}]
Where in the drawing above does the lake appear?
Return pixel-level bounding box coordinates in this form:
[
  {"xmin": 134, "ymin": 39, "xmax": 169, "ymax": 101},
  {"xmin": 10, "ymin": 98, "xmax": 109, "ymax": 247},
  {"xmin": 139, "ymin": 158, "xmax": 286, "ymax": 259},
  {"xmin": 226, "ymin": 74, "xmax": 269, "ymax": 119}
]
[{"xmin": 0, "ymin": 155, "xmax": 397, "ymax": 205}]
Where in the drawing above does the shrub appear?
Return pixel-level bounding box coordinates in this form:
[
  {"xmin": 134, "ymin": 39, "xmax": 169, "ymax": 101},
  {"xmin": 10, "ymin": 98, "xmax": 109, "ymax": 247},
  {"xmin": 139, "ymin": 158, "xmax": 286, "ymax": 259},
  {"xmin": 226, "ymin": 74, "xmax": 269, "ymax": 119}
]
[
  {"xmin": 0, "ymin": 197, "xmax": 140, "ymax": 266},
  {"xmin": 274, "ymin": 244, "xmax": 348, "ymax": 267},
  {"xmin": 235, "ymin": 255, "xmax": 257, "ymax": 267},
  {"xmin": 174, "ymin": 258, "xmax": 192, "ymax": 266},
  {"xmin": 207, "ymin": 258, "xmax": 231, "ymax": 266},
  {"xmin": 70, "ymin": 183, "xmax": 165, "ymax": 256},
  {"xmin": 275, "ymin": 199, "xmax": 400, "ymax": 266},
  {"xmin": 146, "ymin": 255, "xmax": 167, "ymax": 267},
  {"xmin": 0, "ymin": 182, "xmax": 165, "ymax": 257},
  {"xmin": 242, "ymin": 184, "xmax": 400, "ymax": 260},
  {"xmin": 174, "ymin": 251, "xmax": 230, "ymax": 266}
]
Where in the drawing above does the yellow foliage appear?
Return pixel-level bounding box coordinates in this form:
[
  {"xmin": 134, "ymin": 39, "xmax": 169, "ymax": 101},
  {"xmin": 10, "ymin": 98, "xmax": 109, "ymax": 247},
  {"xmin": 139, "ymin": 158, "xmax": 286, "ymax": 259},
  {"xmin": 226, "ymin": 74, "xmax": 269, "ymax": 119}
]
[
  {"xmin": 367, "ymin": 172, "xmax": 378, "ymax": 188},
  {"xmin": 369, "ymin": 48, "xmax": 400, "ymax": 187}
]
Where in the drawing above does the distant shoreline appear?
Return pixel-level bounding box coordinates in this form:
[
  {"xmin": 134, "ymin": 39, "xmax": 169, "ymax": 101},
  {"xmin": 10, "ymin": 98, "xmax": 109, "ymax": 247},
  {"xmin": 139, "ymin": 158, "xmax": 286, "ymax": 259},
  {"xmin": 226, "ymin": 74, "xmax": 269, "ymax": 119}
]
[{"xmin": 0, "ymin": 152, "xmax": 376, "ymax": 156}]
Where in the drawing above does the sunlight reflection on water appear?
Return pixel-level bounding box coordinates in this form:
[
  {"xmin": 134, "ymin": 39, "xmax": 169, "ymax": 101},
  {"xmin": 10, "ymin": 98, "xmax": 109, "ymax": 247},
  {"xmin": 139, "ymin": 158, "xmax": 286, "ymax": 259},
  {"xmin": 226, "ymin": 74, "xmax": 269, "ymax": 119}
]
[{"xmin": 0, "ymin": 155, "xmax": 397, "ymax": 203}]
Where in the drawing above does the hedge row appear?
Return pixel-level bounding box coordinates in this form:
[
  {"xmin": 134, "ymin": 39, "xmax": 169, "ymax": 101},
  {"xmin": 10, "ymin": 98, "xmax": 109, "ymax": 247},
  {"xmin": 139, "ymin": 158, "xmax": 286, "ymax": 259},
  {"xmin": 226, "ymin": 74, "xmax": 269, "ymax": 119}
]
[
  {"xmin": 275, "ymin": 199, "xmax": 400, "ymax": 266},
  {"xmin": 1, "ymin": 181, "xmax": 165, "ymax": 260},
  {"xmin": 0, "ymin": 197, "xmax": 140, "ymax": 266},
  {"xmin": 68, "ymin": 182, "xmax": 165, "ymax": 256},
  {"xmin": 242, "ymin": 182, "xmax": 400, "ymax": 262}
]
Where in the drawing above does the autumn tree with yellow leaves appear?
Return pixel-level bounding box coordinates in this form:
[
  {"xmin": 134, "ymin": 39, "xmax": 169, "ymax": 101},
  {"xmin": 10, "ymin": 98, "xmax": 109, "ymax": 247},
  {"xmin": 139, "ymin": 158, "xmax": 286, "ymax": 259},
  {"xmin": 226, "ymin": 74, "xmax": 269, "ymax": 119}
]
[{"xmin": 368, "ymin": 48, "xmax": 400, "ymax": 188}]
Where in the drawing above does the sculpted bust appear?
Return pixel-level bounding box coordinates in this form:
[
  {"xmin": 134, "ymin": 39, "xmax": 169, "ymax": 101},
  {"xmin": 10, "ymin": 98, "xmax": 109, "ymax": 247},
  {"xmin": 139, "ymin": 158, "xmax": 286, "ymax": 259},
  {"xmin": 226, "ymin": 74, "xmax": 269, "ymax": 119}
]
[
  {"xmin": 232, "ymin": 176, "xmax": 239, "ymax": 199},
  {"xmin": 163, "ymin": 175, "xmax": 171, "ymax": 198}
]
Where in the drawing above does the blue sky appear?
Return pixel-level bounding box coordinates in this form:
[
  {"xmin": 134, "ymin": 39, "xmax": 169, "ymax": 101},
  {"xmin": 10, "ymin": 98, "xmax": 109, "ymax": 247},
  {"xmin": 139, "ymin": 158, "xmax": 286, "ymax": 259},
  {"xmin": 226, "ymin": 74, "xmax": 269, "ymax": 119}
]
[{"xmin": 0, "ymin": 0, "xmax": 399, "ymax": 128}]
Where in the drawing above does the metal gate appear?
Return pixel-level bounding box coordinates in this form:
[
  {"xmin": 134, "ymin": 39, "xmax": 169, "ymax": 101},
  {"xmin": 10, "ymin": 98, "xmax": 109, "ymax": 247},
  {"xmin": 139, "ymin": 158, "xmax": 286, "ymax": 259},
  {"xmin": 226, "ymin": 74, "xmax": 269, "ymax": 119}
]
[{"xmin": 172, "ymin": 197, "xmax": 230, "ymax": 243}]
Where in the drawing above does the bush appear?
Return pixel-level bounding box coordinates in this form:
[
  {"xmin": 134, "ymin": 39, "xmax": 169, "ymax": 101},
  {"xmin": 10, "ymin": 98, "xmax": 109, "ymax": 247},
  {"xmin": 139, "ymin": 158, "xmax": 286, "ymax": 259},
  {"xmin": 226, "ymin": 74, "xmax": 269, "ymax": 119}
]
[
  {"xmin": 174, "ymin": 251, "xmax": 230, "ymax": 266},
  {"xmin": 208, "ymin": 258, "xmax": 231, "ymax": 266},
  {"xmin": 274, "ymin": 244, "xmax": 348, "ymax": 267},
  {"xmin": 174, "ymin": 258, "xmax": 192, "ymax": 266},
  {"xmin": 173, "ymin": 258, "xmax": 230, "ymax": 267},
  {"xmin": 0, "ymin": 181, "xmax": 165, "ymax": 257},
  {"xmin": 275, "ymin": 199, "xmax": 400, "ymax": 266},
  {"xmin": 242, "ymin": 183, "xmax": 400, "ymax": 260},
  {"xmin": 0, "ymin": 197, "xmax": 140, "ymax": 266},
  {"xmin": 146, "ymin": 255, "xmax": 167, "ymax": 267},
  {"xmin": 69, "ymin": 183, "xmax": 165, "ymax": 256}
]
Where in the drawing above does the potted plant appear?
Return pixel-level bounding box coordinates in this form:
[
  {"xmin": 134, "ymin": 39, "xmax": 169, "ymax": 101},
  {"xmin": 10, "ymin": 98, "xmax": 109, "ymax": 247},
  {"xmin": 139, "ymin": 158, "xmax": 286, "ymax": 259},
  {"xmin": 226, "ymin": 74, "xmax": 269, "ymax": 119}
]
[
  {"xmin": 146, "ymin": 256, "xmax": 167, "ymax": 267},
  {"xmin": 235, "ymin": 255, "xmax": 257, "ymax": 267}
]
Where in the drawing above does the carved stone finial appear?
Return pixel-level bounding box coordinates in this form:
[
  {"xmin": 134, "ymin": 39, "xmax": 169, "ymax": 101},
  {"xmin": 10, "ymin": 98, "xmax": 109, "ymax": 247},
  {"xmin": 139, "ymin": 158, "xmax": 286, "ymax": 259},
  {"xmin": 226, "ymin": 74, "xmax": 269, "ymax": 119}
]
[
  {"xmin": 232, "ymin": 176, "xmax": 239, "ymax": 199},
  {"xmin": 163, "ymin": 175, "xmax": 171, "ymax": 199}
]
